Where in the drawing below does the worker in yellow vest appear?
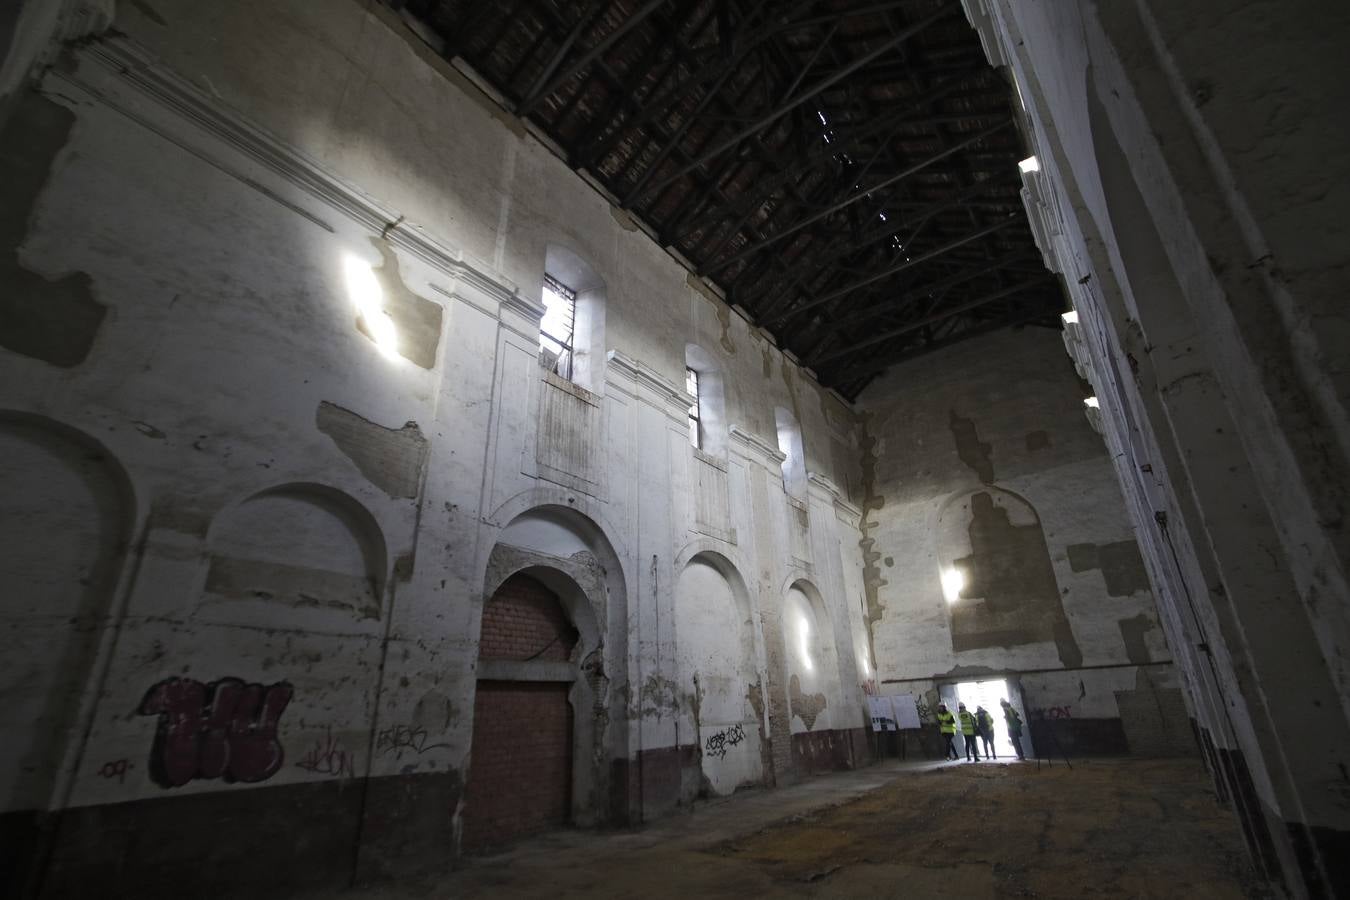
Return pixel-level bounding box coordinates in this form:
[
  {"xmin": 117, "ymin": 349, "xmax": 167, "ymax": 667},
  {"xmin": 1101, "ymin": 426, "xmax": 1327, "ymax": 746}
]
[
  {"xmin": 958, "ymin": 702, "xmax": 981, "ymax": 761},
  {"xmin": 936, "ymin": 703, "xmax": 959, "ymax": 760},
  {"xmin": 1001, "ymin": 698, "xmax": 1025, "ymax": 760}
]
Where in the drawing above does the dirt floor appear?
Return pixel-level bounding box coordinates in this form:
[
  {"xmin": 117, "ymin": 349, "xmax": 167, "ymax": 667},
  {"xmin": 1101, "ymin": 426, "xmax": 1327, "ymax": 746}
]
[{"xmin": 324, "ymin": 758, "xmax": 1268, "ymax": 899}]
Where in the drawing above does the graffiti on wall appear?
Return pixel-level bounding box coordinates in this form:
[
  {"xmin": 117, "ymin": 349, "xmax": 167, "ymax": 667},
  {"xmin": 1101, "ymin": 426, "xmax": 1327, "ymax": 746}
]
[
  {"xmin": 1032, "ymin": 705, "xmax": 1073, "ymax": 720},
  {"xmin": 295, "ymin": 726, "xmax": 356, "ymax": 778},
  {"xmin": 704, "ymin": 723, "xmax": 747, "ymax": 760},
  {"xmin": 97, "ymin": 759, "xmax": 134, "ymax": 783},
  {"xmin": 375, "ymin": 723, "xmax": 449, "ymax": 758},
  {"xmin": 138, "ymin": 677, "xmax": 293, "ymax": 788}
]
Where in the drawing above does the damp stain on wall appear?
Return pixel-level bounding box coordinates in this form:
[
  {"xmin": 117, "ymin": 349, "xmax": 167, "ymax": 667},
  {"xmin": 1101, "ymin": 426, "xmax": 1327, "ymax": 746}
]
[
  {"xmin": 0, "ymin": 94, "xmax": 106, "ymax": 367},
  {"xmin": 950, "ymin": 491, "xmax": 1083, "ymax": 668},
  {"xmin": 1066, "ymin": 540, "xmax": 1151, "ymax": 596},
  {"xmin": 949, "ymin": 409, "xmax": 995, "ymax": 483}
]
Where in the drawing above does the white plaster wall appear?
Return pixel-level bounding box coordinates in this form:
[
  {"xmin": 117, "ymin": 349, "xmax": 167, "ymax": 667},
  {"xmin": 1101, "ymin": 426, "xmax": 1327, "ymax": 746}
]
[
  {"xmin": 0, "ymin": 0, "xmax": 868, "ymax": 829},
  {"xmin": 961, "ymin": 0, "xmax": 1350, "ymax": 889}
]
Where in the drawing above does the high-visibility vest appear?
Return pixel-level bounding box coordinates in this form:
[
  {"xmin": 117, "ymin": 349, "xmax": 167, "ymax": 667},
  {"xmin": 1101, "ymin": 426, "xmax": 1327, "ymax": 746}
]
[
  {"xmin": 959, "ymin": 710, "xmax": 977, "ymax": 735},
  {"xmin": 937, "ymin": 711, "xmax": 956, "ymax": 734}
]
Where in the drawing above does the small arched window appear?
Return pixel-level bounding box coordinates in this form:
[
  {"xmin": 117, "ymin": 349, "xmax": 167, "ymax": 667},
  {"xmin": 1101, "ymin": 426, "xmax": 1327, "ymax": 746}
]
[
  {"xmin": 542, "ymin": 244, "xmax": 606, "ymax": 392},
  {"xmin": 775, "ymin": 406, "xmax": 807, "ymax": 500},
  {"xmin": 685, "ymin": 344, "xmax": 727, "ymax": 457}
]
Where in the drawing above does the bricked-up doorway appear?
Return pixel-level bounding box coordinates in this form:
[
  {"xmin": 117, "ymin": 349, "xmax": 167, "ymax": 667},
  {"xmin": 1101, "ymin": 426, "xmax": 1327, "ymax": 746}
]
[{"xmin": 464, "ymin": 573, "xmax": 580, "ymax": 850}]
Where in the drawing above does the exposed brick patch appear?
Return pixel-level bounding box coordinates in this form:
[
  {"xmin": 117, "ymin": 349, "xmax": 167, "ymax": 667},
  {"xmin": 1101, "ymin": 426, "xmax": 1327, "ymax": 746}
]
[
  {"xmin": 463, "ymin": 680, "xmax": 572, "ymax": 850},
  {"xmin": 479, "ymin": 574, "xmax": 578, "ymax": 662}
]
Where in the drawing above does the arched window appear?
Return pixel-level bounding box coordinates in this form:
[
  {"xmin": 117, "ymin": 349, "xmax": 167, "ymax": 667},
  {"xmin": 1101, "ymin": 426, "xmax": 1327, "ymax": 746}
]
[
  {"xmin": 775, "ymin": 406, "xmax": 807, "ymax": 500},
  {"xmin": 685, "ymin": 344, "xmax": 727, "ymax": 457},
  {"xmin": 542, "ymin": 245, "xmax": 606, "ymax": 392}
]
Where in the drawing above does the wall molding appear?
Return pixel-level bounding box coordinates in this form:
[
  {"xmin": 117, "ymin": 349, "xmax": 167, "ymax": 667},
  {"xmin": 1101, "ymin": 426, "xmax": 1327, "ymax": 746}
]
[
  {"xmin": 605, "ymin": 350, "xmax": 692, "ymax": 414},
  {"xmin": 729, "ymin": 424, "xmax": 786, "ymax": 464},
  {"xmin": 59, "ymin": 36, "xmax": 521, "ymax": 310}
]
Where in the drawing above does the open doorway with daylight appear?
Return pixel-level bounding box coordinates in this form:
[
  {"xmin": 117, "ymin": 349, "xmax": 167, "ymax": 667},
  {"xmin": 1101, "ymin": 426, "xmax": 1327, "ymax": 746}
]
[{"xmin": 952, "ymin": 678, "xmax": 1023, "ymax": 760}]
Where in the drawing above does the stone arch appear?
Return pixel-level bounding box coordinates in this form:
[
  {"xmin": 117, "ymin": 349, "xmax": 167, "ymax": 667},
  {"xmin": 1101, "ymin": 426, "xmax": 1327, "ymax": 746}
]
[
  {"xmin": 471, "ymin": 502, "xmax": 626, "ymax": 840},
  {"xmin": 673, "ymin": 550, "xmax": 763, "ymax": 795},
  {"xmin": 782, "ymin": 579, "xmax": 841, "ymax": 735},
  {"xmin": 936, "ymin": 487, "xmax": 1080, "ymax": 667},
  {"xmin": 202, "ymin": 482, "xmax": 388, "ymax": 622},
  {"xmin": 543, "ymin": 243, "xmax": 607, "ymax": 391},
  {"xmin": 0, "ymin": 411, "xmax": 134, "ymax": 814}
]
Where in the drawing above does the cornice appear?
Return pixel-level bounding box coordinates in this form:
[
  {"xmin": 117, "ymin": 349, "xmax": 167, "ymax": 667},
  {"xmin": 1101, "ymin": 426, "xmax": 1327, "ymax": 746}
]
[{"xmin": 67, "ymin": 37, "xmax": 521, "ymax": 309}]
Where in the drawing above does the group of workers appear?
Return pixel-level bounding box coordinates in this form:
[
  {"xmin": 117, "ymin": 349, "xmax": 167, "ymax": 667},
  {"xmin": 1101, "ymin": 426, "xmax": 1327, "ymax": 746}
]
[{"xmin": 935, "ymin": 698, "xmax": 1025, "ymax": 762}]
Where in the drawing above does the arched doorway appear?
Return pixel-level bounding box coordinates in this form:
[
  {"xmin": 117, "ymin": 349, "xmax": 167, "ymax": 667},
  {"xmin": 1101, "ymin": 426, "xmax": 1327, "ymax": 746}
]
[{"xmin": 464, "ymin": 572, "xmax": 579, "ymax": 850}]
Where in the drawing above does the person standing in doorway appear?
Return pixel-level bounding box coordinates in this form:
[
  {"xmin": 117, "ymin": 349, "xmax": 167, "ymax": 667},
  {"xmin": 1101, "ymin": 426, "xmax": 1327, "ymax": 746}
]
[
  {"xmin": 976, "ymin": 705, "xmax": 997, "ymax": 759},
  {"xmin": 936, "ymin": 703, "xmax": 959, "ymax": 760},
  {"xmin": 958, "ymin": 703, "xmax": 981, "ymax": 761},
  {"xmin": 1001, "ymin": 698, "xmax": 1025, "ymax": 760}
]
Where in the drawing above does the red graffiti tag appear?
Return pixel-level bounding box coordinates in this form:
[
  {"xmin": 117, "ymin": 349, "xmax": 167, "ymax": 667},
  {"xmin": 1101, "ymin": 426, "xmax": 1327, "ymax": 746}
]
[{"xmin": 138, "ymin": 677, "xmax": 293, "ymax": 788}]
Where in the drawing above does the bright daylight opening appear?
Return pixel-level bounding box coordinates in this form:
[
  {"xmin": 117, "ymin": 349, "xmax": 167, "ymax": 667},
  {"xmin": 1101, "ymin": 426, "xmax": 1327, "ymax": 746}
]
[
  {"xmin": 797, "ymin": 612, "xmax": 814, "ymax": 671},
  {"xmin": 1084, "ymin": 396, "xmax": 1100, "ymax": 408},
  {"xmin": 955, "ymin": 678, "xmax": 1019, "ymax": 760},
  {"xmin": 1018, "ymin": 155, "xmax": 1040, "ymax": 174},
  {"xmin": 1061, "ymin": 310, "xmax": 1078, "ymax": 325},
  {"xmin": 539, "ymin": 274, "xmax": 577, "ymax": 380},
  {"xmin": 941, "ymin": 566, "xmax": 964, "ymax": 603},
  {"xmin": 343, "ymin": 254, "xmax": 399, "ymax": 359}
]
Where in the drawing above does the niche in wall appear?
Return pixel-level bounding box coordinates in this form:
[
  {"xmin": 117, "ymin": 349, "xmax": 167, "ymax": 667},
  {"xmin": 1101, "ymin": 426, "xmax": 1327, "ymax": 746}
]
[
  {"xmin": 674, "ymin": 552, "xmax": 762, "ymax": 795},
  {"xmin": 201, "ymin": 483, "xmax": 386, "ymax": 621},
  {"xmin": 0, "ymin": 413, "xmax": 132, "ymax": 814}
]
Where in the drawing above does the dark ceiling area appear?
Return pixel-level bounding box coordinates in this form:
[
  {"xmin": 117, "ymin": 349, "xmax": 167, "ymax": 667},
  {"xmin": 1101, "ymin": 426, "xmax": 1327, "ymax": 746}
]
[{"xmin": 388, "ymin": 0, "xmax": 1063, "ymax": 397}]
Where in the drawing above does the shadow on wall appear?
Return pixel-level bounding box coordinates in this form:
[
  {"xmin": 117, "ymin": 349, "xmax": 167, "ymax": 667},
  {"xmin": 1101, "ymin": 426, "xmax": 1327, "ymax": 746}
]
[{"xmin": 0, "ymin": 412, "xmax": 134, "ymax": 886}]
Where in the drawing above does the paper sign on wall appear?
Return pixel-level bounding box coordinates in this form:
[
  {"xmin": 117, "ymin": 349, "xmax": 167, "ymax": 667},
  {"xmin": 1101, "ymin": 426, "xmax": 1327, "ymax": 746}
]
[
  {"xmin": 890, "ymin": 693, "xmax": 922, "ymax": 730},
  {"xmin": 867, "ymin": 695, "xmax": 897, "ymax": 732}
]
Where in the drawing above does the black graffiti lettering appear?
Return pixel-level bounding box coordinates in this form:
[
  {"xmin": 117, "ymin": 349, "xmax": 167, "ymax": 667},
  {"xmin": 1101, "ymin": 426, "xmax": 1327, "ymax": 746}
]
[
  {"xmin": 703, "ymin": 723, "xmax": 747, "ymax": 760},
  {"xmin": 375, "ymin": 723, "xmax": 450, "ymax": 758}
]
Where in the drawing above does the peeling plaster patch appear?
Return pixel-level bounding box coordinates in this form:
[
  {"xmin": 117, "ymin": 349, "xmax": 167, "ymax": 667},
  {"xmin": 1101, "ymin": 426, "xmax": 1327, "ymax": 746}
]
[
  {"xmin": 413, "ymin": 690, "xmax": 457, "ymax": 732},
  {"xmin": 640, "ymin": 674, "xmax": 678, "ymax": 718},
  {"xmin": 316, "ymin": 401, "xmax": 428, "ymax": 499},
  {"xmin": 608, "ymin": 205, "xmax": 639, "ymax": 232},
  {"xmin": 149, "ymin": 496, "xmax": 211, "ymax": 536},
  {"xmin": 203, "ymin": 556, "xmax": 381, "ymax": 619},
  {"xmin": 949, "ymin": 410, "xmax": 994, "ymax": 483},
  {"xmin": 1066, "ymin": 540, "xmax": 1151, "ymax": 596},
  {"xmin": 132, "ymin": 420, "xmax": 165, "ymax": 440},
  {"xmin": 857, "ymin": 412, "xmax": 887, "ymax": 654},
  {"xmin": 0, "ymin": 94, "xmax": 106, "ymax": 367},
  {"xmin": 788, "ymin": 673, "xmax": 827, "ymax": 731},
  {"xmin": 746, "ymin": 676, "xmax": 772, "ymax": 778},
  {"xmin": 1118, "ymin": 613, "xmax": 1156, "ymax": 665},
  {"xmin": 951, "ymin": 492, "xmax": 1082, "ymax": 667},
  {"xmin": 364, "ymin": 237, "xmax": 443, "ymax": 369},
  {"xmin": 714, "ymin": 302, "xmax": 737, "ymax": 355},
  {"xmin": 393, "ymin": 553, "xmax": 415, "ymax": 582},
  {"xmin": 1025, "ymin": 430, "xmax": 1051, "ymax": 451}
]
